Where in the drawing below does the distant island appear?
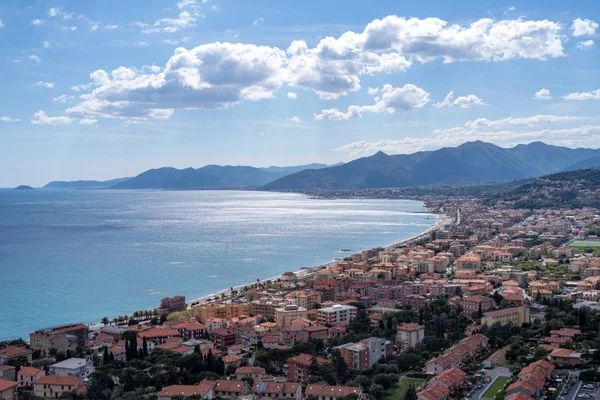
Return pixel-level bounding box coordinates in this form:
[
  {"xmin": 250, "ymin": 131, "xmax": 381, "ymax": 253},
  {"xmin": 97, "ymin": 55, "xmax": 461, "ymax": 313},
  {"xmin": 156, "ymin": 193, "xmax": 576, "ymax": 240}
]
[
  {"xmin": 44, "ymin": 177, "xmax": 132, "ymax": 189},
  {"xmin": 14, "ymin": 185, "xmax": 34, "ymax": 190}
]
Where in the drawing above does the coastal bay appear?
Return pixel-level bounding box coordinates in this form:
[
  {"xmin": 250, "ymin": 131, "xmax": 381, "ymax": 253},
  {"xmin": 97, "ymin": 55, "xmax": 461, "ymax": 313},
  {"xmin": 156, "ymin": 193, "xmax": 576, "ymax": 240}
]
[{"xmin": 0, "ymin": 189, "xmax": 436, "ymax": 340}]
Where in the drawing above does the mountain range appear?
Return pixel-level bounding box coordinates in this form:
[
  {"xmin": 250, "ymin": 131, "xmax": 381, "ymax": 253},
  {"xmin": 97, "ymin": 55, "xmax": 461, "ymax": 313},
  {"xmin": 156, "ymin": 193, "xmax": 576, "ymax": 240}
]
[
  {"xmin": 45, "ymin": 163, "xmax": 340, "ymax": 190},
  {"xmin": 262, "ymin": 141, "xmax": 600, "ymax": 190},
  {"xmin": 42, "ymin": 141, "xmax": 600, "ymax": 190}
]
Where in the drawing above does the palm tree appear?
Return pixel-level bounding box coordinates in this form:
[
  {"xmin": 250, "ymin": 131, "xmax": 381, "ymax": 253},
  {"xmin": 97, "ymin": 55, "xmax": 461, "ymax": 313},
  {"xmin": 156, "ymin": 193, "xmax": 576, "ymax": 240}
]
[{"xmin": 101, "ymin": 317, "xmax": 110, "ymax": 326}]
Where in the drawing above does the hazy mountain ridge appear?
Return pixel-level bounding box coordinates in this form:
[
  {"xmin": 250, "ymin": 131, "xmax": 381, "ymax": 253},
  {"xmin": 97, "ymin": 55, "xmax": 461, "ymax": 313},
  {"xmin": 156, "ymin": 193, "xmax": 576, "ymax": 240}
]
[
  {"xmin": 44, "ymin": 177, "xmax": 132, "ymax": 189},
  {"xmin": 109, "ymin": 163, "xmax": 341, "ymax": 189},
  {"xmin": 262, "ymin": 141, "xmax": 600, "ymax": 190}
]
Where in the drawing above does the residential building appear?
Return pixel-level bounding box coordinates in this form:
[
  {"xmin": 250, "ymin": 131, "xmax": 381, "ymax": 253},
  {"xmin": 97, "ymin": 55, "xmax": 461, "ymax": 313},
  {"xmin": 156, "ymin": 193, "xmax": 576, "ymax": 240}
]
[
  {"xmin": 18, "ymin": 367, "xmax": 45, "ymax": 388},
  {"xmin": 304, "ymin": 384, "xmax": 364, "ymax": 400},
  {"xmin": 235, "ymin": 366, "xmax": 266, "ymax": 382},
  {"xmin": 157, "ymin": 381, "xmax": 215, "ymax": 400},
  {"xmin": 549, "ymin": 348, "xmax": 582, "ymax": 366},
  {"xmin": 275, "ymin": 300, "xmax": 308, "ymax": 328},
  {"xmin": 317, "ymin": 305, "xmax": 358, "ymax": 326},
  {"xmin": 337, "ymin": 337, "xmax": 392, "ymax": 371},
  {"xmin": 49, "ymin": 357, "xmax": 94, "ymax": 379},
  {"xmin": 0, "ymin": 380, "xmax": 17, "ymax": 400},
  {"xmin": 138, "ymin": 328, "xmax": 181, "ymax": 344},
  {"xmin": 210, "ymin": 328, "xmax": 236, "ymax": 350},
  {"xmin": 212, "ymin": 380, "xmax": 249, "ymax": 398},
  {"xmin": 425, "ymin": 334, "xmax": 488, "ymax": 374},
  {"xmin": 396, "ymin": 323, "xmax": 425, "ymax": 351},
  {"xmin": 456, "ymin": 254, "xmax": 481, "ymax": 271},
  {"xmin": 0, "ymin": 366, "xmax": 15, "ymax": 382},
  {"xmin": 34, "ymin": 376, "xmax": 83, "ymax": 399},
  {"xmin": 460, "ymin": 296, "xmax": 494, "ymax": 317},
  {"xmin": 254, "ymin": 382, "xmax": 302, "ymax": 400},
  {"xmin": 172, "ymin": 322, "xmax": 207, "ymax": 339},
  {"xmin": 29, "ymin": 323, "xmax": 89, "ymax": 353},
  {"xmin": 194, "ymin": 304, "xmax": 250, "ymax": 323},
  {"xmin": 287, "ymin": 353, "xmax": 329, "ymax": 382},
  {"xmin": 481, "ymin": 307, "xmax": 530, "ymax": 327},
  {"xmin": 159, "ymin": 296, "xmax": 187, "ymax": 316},
  {"xmin": 0, "ymin": 346, "xmax": 33, "ymax": 365}
]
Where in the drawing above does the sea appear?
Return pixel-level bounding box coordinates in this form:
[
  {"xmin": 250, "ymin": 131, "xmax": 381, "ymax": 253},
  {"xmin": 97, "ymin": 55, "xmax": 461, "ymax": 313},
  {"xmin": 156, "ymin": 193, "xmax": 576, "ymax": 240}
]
[{"xmin": 0, "ymin": 189, "xmax": 436, "ymax": 340}]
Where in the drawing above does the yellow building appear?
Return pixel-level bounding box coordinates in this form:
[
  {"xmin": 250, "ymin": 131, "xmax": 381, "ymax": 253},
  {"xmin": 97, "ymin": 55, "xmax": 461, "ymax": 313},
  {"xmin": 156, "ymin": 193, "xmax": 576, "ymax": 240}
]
[
  {"xmin": 481, "ymin": 307, "xmax": 530, "ymax": 327},
  {"xmin": 285, "ymin": 290, "xmax": 322, "ymax": 309},
  {"xmin": 275, "ymin": 300, "xmax": 308, "ymax": 328},
  {"xmin": 193, "ymin": 303, "xmax": 250, "ymax": 323},
  {"xmin": 34, "ymin": 376, "xmax": 83, "ymax": 399}
]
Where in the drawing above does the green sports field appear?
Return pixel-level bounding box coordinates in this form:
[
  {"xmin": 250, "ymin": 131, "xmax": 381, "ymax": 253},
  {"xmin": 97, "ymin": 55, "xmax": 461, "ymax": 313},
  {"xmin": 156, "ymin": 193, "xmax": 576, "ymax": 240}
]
[{"xmin": 569, "ymin": 240, "xmax": 600, "ymax": 248}]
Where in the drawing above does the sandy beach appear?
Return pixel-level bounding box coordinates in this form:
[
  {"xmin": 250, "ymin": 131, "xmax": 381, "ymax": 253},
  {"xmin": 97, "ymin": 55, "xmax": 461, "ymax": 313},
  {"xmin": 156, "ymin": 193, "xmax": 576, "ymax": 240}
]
[{"xmin": 185, "ymin": 208, "xmax": 450, "ymax": 308}]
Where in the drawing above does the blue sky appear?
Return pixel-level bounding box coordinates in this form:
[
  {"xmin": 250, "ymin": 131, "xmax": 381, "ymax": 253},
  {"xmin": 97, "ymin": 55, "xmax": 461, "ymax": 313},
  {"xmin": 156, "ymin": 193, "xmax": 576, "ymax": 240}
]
[{"xmin": 1, "ymin": 0, "xmax": 599, "ymax": 187}]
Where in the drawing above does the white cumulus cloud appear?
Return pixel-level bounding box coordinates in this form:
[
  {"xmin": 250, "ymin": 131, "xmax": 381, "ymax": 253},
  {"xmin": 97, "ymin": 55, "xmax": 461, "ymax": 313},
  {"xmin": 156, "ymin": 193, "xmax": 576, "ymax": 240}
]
[
  {"xmin": 287, "ymin": 116, "xmax": 301, "ymax": 123},
  {"xmin": 66, "ymin": 43, "xmax": 287, "ymax": 121},
  {"xmin": 53, "ymin": 94, "xmax": 74, "ymax": 103},
  {"xmin": 577, "ymin": 40, "xmax": 595, "ymax": 50},
  {"xmin": 564, "ymin": 89, "xmax": 600, "ymax": 101},
  {"xmin": 31, "ymin": 19, "xmax": 45, "ymax": 25},
  {"xmin": 31, "ymin": 110, "xmax": 72, "ymax": 125},
  {"xmin": 434, "ymin": 91, "xmax": 485, "ymax": 108},
  {"xmin": 534, "ymin": 88, "xmax": 552, "ymax": 100},
  {"xmin": 571, "ymin": 18, "xmax": 598, "ymax": 37},
  {"xmin": 0, "ymin": 116, "xmax": 20, "ymax": 122},
  {"xmin": 43, "ymin": 41, "xmax": 50, "ymax": 48},
  {"xmin": 287, "ymin": 92, "xmax": 297, "ymax": 99},
  {"xmin": 78, "ymin": 118, "xmax": 98, "ymax": 125},
  {"xmin": 464, "ymin": 115, "xmax": 585, "ymax": 129},
  {"xmin": 28, "ymin": 55, "xmax": 41, "ymax": 63},
  {"xmin": 35, "ymin": 81, "xmax": 54, "ymax": 88},
  {"xmin": 315, "ymin": 84, "xmax": 430, "ymax": 120}
]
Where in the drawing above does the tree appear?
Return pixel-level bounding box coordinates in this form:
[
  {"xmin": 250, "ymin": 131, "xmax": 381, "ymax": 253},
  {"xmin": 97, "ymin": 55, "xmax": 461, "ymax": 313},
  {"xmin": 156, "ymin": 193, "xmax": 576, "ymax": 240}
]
[
  {"xmin": 405, "ymin": 385, "xmax": 418, "ymax": 400},
  {"xmin": 368, "ymin": 384, "xmax": 385, "ymax": 400},
  {"xmin": 101, "ymin": 317, "xmax": 110, "ymax": 326},
  {"xmin": 493, "ymin": 291, "xmax": 504, "ymax": 305}
]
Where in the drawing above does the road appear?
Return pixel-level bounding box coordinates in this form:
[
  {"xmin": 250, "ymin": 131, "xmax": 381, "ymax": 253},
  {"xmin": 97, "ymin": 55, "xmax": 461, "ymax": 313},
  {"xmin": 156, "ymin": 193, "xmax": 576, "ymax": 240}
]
[{"xmin": 467, "ymin": 366, "xmax": 512, "ymax": 400}]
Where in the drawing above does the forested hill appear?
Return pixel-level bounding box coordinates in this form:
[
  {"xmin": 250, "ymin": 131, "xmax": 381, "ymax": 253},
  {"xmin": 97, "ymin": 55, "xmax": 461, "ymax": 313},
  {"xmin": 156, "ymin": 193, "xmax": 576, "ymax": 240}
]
[{"xmin": 484, "ymin": 168, "xmax": 600, "ymax": 209}]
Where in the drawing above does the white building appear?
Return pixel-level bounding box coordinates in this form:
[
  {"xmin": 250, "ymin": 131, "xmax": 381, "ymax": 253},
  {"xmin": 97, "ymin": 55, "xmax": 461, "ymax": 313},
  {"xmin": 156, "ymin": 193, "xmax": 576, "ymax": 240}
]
[
  {"xmin": 396, "ymin": 323, "xmax": 425, "ymax": 351},
  {"xmin": 317, "ymin": 304, "xmax": 358, "ymax": 325},
  {"xmin": 49, "ymin": 357, "xmax": 94, "ymax": 380}
]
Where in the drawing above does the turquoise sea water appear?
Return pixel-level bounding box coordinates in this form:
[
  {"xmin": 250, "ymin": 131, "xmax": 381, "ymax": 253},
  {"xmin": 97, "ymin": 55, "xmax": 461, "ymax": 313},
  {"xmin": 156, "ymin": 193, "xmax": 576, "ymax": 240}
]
[{"xmin": 0, "ymin": 189, "xmax": 435, "ymax": 340}]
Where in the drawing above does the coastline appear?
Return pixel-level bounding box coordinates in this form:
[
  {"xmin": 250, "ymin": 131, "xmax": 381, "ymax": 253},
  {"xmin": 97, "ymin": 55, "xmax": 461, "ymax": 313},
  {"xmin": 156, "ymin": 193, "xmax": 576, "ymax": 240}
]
[
  {"xmin": 184, "ymin": 205, "xmax": 448, "ymax": 309},
  {"xmin": 77, "ymin": 198, "xmax": 447, "ymax": 334}
]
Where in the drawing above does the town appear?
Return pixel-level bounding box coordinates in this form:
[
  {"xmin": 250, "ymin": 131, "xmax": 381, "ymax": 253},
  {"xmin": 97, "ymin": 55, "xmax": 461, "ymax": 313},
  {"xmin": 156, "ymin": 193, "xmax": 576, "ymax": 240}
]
[{"xmin": 3, "ymin": 194, "xmax": 600, "ymax": 400}]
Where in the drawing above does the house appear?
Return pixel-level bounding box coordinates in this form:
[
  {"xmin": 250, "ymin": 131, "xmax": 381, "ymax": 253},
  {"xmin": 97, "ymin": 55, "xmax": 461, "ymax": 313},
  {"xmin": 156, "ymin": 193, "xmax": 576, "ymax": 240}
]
[
  {"xmin": 0, "ymin": 346, "xmax": 33, "ymax": 365},
  {"xmin": 0, "ymin": 380, "xmax": 17, "ymax": 400},
  {"xmin": 138, "ymin": 328, "xmax": 181, "ymax": 344},
  {"xmin": 49, "ymin": 357, "xmax": 94, "ymax": 379},
  {"xmin": 456, "ymin": 255, "xmax": 481, "ymax": 271},
  {"xmin": 549, "ymin": 328, "xmax": 581, "ymax": 339},
  {"xmin": 235, "ymin": 366, "xmax": 266, "ymax": 381},
  {"xmin": 212, "ymin": 380, "xmax": 249, "ymax": 398},
  {"xmin": 254, "ymin": 382, "xmax": 302, "ymax": 400},
  {"xmin": 425, "ymin": 334, "xmax": 488, "ymax": 374},
  {"xmin": 417, "ymin": 382, "xmax": 449, "ymax": 400},
  {"xmin": 287, "ymin": 353, "xmax": 329, "ymax": 382},
  {"xmin": 18, "ymin": 366, "xmax": 45, "ymax": 387},
  {"xmin": 549, "ymin": 348, "xmax": 581, "ymax": 366},
  {"xmin": 34, "ymin": 376, "xmax": 83, "ymax": 399},
  {"xmin": 222, "ymin": 354, "xmax": 242, "ymax": 368},
  {"xmin": 304, "ymin": 384, "xmax": 364, "ymax": 400},
  {"xmin": 157, "ymin": 381, "xmax": 215, "ymax": 400},
  {"xmin": 0, "ymin": 366, "xmax": 16, "ymax": 382},
  {"xmin": 108, "ymin": 347, "xmax": 127, "ymax": 362},
  {"xmin": 518, "ymin": 360, "xmax": 554, "ymax": 381},
  {"xmin": 418, "ymin": 367, "xmax": 466, "ymax": 399},
  {"xmin": 396, "ymin": 323, "xmax": 425, "ymax": 351}
]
